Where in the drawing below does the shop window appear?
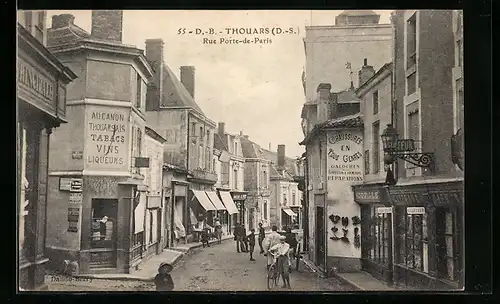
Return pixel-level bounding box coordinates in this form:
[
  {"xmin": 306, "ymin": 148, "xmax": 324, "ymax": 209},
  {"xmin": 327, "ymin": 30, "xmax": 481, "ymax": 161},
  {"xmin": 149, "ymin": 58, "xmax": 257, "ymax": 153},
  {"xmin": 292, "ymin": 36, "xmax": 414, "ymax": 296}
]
[
  {"xmin": 396, "ymin": 210, "xmax": 428, "ymax": 273},
  {"xmin": 367, "ymin": 207, "xmax": 391, "ymax": 265},
  {"xmin": 436, "ymin": 208, "xmax": 460, "ymax": 282},
  {"xmin": 90, "ymin": 199, "xmax": 117, "ymax": 249}
]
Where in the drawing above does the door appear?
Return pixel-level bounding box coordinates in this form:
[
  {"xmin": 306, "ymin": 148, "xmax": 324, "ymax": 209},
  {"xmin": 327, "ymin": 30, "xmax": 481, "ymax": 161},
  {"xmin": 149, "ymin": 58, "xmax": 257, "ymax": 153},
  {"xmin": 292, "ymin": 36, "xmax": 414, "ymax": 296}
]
[
  {"xmin": 90, "ymin": 199, "xmax": 118, "ymax": 268},
  {"xmin": 316, "ymin": 206, "xmax": 325, "ymax": 270}
]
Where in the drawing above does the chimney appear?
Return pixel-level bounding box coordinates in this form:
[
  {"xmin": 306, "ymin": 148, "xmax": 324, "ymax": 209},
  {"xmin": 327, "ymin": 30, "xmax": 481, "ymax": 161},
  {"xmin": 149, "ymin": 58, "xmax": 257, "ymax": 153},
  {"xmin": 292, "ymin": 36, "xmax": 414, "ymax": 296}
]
[
  {"xmin": 316, "ymin": 83, "xmax": 331, "ymax": 101},
  {"xmin": 277, "ymin": 145, "xmax": 286, "ymax": 168},
  {"xmin": 269, "ymin": 143, "xmax": 272, "ymax": 151},
  {"xmin": 316, "ymin": 83, "xmax": 332, "ymax": 123},
  {"xmin": 91, "ymin": 10, "xmax": 123, "ymax": 43},
  {"xmin": 51, "ymin": 14, "xmax": 75, "ymax": 29},
  {"xmin": 180, "ymin": 66, "xmax": 195, "ymax": 98},
  {"xmin": 218, "ymin": 122, "xmax": 225, "ymax": 135},
  {"xmin": 145, "ymin": 39, "xmax": 164, "ymax": 110},
  {"xmin": 358, "ymin": 58, "xmax": 376, "ymax": 87}
]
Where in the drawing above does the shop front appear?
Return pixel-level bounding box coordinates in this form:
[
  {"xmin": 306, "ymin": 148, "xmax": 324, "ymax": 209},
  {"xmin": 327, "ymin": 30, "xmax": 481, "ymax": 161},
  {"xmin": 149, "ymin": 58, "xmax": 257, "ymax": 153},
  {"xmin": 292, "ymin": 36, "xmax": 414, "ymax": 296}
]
[
  {"xmin": 388, "ymin": 179, "xmax": 464, "ymax": 290},
  {"xmin": 281, "ymin": 207, "xmax": 297, "ymax": 229},
  {"xmin": 353, "ymin": 183, "xmax": 394, "ymax": 285},
  {"xmin": 206, "ymin": 191, "xmax": 229, "ymax": 235},
  {"xmin": 17, "ymin": 24, "xmax": 77, "ymax": 290},
  {"xmin": 189, "ymin": 190, "xmax": 217, "ymax": 242},
  {"xmin": 166, "ymin": 180, "xmax": 188, "ymax": 247},
  {"xmin": 218, "ymin": 190, "xmax": 240, "ymax": 233},
  {"xmin": 231, "ymin": 191, "xmax": 248, "ymax": 230}
]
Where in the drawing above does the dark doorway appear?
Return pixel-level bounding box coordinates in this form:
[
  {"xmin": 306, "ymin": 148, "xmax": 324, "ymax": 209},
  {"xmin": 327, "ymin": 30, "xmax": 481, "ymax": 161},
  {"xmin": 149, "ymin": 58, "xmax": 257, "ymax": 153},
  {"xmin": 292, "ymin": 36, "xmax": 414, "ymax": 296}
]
[
  {"xmin": 316, "ymin": 206, "xmax": 326, "ymax": 270},
  {"xmin": 90, "ymin": 199, "xmax": 118, "ymax": 268}
]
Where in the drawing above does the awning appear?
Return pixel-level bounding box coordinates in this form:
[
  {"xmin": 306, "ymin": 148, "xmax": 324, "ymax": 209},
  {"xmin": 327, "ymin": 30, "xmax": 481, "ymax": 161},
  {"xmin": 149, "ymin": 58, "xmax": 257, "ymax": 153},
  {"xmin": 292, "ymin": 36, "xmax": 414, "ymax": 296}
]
[
  {"xmin": 282, "ymin": 208, "xmax": 297, "ymax": 217},
  {"xmin": 206, "ymin": 191, "xmax": 226, "ymax": 210},
  {"xmin": 191, "ymin": 190, "xmax": 217, "ymax": 211},
  {"xmin": 219, "ymin": 191, "xmax": 239, "ymax": 215}
]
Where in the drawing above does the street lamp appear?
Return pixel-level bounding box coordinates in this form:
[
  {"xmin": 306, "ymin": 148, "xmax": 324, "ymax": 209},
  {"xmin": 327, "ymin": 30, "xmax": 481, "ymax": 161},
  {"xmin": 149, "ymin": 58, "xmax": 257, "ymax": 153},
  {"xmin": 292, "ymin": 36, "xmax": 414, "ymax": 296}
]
[{"xmin": 381, "ymin": 124, "xmax": 434, "ymax": 185}]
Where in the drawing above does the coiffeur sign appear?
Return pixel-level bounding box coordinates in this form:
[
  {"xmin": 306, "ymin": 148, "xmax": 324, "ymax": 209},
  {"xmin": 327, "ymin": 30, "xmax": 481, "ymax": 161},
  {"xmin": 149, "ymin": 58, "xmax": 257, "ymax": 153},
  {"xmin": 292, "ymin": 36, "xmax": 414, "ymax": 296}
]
[
  {"xmin": 85, "ymin": 106, "xmax": 130, "ymax": 172},
  {"xmin": 327, "ymin": 131, "xmax": 364, "ymax": 183}
]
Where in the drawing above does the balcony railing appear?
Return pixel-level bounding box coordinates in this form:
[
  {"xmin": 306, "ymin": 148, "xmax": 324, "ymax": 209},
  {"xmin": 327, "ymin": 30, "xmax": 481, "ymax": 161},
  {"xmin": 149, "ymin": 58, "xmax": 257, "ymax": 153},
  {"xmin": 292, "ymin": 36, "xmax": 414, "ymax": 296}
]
[{"xmin": 190, "ymin": 168, "xmax": 218, "ymax": 183}]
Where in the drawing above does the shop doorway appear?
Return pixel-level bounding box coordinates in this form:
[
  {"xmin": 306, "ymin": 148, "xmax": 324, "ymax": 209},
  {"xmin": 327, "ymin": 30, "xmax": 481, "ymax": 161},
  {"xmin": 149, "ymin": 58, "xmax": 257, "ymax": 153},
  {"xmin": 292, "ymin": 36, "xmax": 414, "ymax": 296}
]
[
  {"xmin": 90, "ymin": 199, "xmax": 118, "ymax": 269},
  {"xmin": 316, "ymin": 206, "xmax": 326, "ymax": 270}
]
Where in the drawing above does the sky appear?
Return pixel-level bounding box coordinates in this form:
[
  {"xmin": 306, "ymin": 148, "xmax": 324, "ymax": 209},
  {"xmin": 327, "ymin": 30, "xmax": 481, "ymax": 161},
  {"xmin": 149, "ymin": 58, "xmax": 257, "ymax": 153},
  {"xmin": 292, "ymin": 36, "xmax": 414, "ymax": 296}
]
[{"xmin": 46, "ymin": 10, "xmax": 392, "ymax": 159}]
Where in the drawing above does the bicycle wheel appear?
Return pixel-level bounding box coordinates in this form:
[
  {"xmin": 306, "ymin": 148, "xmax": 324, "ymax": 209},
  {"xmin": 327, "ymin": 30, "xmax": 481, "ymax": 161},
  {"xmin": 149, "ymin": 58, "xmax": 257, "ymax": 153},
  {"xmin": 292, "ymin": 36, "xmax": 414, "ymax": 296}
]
[{"xmin": 267, "ymin": 265, "xmax": 277, "ymax": 289}]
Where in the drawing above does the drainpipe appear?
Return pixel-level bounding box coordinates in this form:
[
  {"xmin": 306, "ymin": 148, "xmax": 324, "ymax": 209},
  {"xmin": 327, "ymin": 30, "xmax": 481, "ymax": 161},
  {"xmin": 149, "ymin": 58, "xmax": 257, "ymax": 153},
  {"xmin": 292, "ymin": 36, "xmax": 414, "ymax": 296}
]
[{"xmin": 185, "ymin": 113, "xmax": 190, "ymax": 238}]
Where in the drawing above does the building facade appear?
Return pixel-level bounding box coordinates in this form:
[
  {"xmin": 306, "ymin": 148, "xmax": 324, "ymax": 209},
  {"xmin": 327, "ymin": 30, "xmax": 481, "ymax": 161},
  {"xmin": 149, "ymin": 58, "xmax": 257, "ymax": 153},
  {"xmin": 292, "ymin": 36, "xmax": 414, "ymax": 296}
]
[
  {"xmin": 17, "ymin": 10, "xmax": 77, "ymax": 290},
  {"xmin": 240, "ymin": 137, "xmax": 272, "ymax": 230},
  {"xmin": 364, "ymin": 10, "xmax": 463, "ymax": 290},
  {"xmin": 144, "ymin": 39, "xmax": 218, "ymax": 243},
  {"xmin": 352, "ymin": 62, "xmax": 393, "ymax": 282},
  {"xmin": 44, "ymin": 11, "xmax": 155, "ymax": 274},
  {"xmin": 303, "ymin": 10, "xmax": 392, "ymax": 102},
  {"xmin": 214, "ymin": 123, "xmax": 246, "ymax": 233}
]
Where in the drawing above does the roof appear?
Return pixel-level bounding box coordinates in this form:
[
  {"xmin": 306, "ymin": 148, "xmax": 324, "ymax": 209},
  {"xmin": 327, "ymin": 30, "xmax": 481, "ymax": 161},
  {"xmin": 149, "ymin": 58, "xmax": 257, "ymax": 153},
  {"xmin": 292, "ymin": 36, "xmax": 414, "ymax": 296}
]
[
  {"xmin": 355, "ymin": 62, "xmax": 393, "ymax": 96},
  {"xmin": 240, "ymin": 137, "xmax": 262, "ymax": 159},
  {"xmin": 160, "ymin": 64, "xmax": 204, "ymax": 114},
  {"xmin": 214, "ymin": 133, "xmax": 228, "ymax": 151},
  {"xmin": 300, "ymin": 113, "xmax": 364, "ymax": 145},
  {"xmin": 336, "ymin": 86, "xmax": 361, "ymax": 103},
  {"xmin": 145, "ymin": 126, "xmax": 166, "ymax": 143},
  {"xmin": 338, "ymin": 10, "xmax": 379, "ymax": 17}
]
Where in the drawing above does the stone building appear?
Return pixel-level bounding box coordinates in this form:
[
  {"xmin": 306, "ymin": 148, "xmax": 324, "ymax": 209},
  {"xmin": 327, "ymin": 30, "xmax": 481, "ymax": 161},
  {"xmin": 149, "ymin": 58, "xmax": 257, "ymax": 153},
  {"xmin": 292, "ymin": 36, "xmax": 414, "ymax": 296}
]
[
  {"xmin": 383, "ymin": 10, "xmax": 463, "ymax": 290},
  {"xmin": 44, "ymin": 11, "xmax": 156, "ymax": 274},
  {"xmin": 260, "ymin": 145, "xmax": 303, "ymax": 230},
  {"xmin": 213, "ymin": 123, "xmax": 245, "ymax": 234},
  {"xmin": 17, "ymin": 10, "xmax": 77, "ymax": 290},
  {"xmin": 303, "ymin": 10, "xmax": 392, "ymax": 102},
  {"xmin": 144, "ymin": 39, "xmax": 218, "ymax": 243},
  {"xmin": 240, "ymin": 136, "xmax": 272, "ymax": 230}
]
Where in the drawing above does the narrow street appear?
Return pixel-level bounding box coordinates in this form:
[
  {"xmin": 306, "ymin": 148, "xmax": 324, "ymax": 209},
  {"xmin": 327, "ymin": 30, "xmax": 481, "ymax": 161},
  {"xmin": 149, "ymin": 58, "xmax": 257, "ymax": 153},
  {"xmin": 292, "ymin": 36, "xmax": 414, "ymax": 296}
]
[{"xmin": 47, "ymin": 240, "xmax": 355, "ymax": 291}]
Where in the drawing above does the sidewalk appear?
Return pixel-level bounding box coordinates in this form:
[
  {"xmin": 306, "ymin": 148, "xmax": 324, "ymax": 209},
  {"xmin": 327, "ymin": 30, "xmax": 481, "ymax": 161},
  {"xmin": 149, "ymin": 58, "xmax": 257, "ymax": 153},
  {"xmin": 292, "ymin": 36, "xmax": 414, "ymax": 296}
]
[{"xmin": 74, "ymin": 234, "xmax": 234, "ymax": 282}]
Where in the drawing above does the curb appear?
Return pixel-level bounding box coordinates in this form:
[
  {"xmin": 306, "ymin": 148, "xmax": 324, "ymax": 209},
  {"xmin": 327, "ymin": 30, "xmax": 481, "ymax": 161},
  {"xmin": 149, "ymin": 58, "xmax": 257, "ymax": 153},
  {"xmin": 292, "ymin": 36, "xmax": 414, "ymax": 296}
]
[
  {"xmin": 72, "ymin": 236, "xmax": 233, "ymax": 282},
  {"xmin": 331, "ymin": 273, "xmax": 363, "ymax": 291}
]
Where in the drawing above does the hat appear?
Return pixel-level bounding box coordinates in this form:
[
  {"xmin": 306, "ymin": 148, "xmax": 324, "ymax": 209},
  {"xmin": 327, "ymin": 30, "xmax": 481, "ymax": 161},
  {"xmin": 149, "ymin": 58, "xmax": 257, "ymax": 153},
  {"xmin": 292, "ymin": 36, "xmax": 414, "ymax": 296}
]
[
  {"xmin": 279, "ymin": 235, "xmax": 286, "ymax": 240},
  {"xmin": 158, "ymin": 262, "xmax": 173, "ymax": 273}
]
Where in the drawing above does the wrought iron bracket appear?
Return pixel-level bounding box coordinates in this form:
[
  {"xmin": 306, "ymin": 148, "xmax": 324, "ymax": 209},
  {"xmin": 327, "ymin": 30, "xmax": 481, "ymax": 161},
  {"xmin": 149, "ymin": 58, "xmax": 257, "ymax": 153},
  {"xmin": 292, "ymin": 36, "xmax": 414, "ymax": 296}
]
[{"xmin": 393, "ymin": 152, "xmax": 434, "ymax": 168}]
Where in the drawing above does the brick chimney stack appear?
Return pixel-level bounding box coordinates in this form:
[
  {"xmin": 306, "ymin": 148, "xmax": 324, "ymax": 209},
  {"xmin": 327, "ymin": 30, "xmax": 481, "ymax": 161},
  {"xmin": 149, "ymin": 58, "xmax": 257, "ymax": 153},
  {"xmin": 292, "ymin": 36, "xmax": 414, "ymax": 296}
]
[
  {"xmin": 316, "ymin": 83, "xmax": 332, "ymax": 123},
  {"xmin": 358, "ymin": 58, "xmax": 376, "ymax": 87},
  {"xmin": 277, "ymin": 145, "xmax": 286, "ymax": 168},
  {"xmin": 145, "ymin": 39, "xmax": 164, "ymax": 110},
  {"xmin": 51, "ymin": 14, "xmax": 75, "ymax": 29},
  {"xmin": 180, "ymin": 66, "xmax": 195, "ymax": 98},
  {"xmin": 91, "ymin": 10, "xmax": 123, "ymax": 43},
  {"xmin": 218, "ymin": 122, "xmax": 225, "ymax": 135}
]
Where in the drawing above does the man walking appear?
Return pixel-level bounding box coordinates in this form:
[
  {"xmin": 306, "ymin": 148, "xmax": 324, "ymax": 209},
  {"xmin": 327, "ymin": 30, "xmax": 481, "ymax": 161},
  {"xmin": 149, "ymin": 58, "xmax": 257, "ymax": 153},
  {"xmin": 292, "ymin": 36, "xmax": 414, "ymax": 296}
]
[
  {"xmin": 258, "ymin": 222, "xmax": 265, "ymax": 254},
  {"xmin": 241, "ymin": 226, "xmax": 249, "ymax": 252},
  {"xmin": 234, "ymin": 223, "xmax": 242, "ymax": 253}
]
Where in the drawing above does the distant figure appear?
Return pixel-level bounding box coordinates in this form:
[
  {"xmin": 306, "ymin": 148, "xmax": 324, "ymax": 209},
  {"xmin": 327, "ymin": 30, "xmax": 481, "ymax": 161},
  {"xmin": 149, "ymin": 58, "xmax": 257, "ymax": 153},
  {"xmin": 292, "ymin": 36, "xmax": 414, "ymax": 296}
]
[
  {"xmin": 258, "ymin": 223, "xmax": 265, "ymax": 254},
  {"xmin": 214, "ymin": 217, "xmax": 223, "ymax": 244},
  {"xmin": 154, "ymin": 262, "xmax": 174, "ymax": 291},
  {"xmin": 201, "ymin": 227, "xmax": 211, "ymax": 248},
  {"xmin": 247, "ymin": 228, "xmax": 256, "ymax": 261},
  {"xmin": 234, "ymin": 223, "xmax": 243, "ymax": 253},
  {"xmin": 241, "ymin": 226, "xmax": 249, "ymax": 252}
]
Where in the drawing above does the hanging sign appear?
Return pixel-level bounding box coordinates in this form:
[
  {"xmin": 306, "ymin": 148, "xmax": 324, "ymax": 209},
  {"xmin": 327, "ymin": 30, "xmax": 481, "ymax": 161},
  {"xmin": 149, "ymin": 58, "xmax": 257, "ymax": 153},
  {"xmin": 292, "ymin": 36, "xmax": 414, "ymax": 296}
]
[
  {"xmin": 376, "ymin": 207, "xmax": 393, "ymax": 214},
  {"xmin": 407, "ymin": 207, "xmax": 425, "ymax": 215},
  {"xmin": 59, "ymin": 178, "xmax": 72, "ymax": 191},
  {"xmin": 70, "ymin": 178, "xmax": 83, "ymax": 192}
]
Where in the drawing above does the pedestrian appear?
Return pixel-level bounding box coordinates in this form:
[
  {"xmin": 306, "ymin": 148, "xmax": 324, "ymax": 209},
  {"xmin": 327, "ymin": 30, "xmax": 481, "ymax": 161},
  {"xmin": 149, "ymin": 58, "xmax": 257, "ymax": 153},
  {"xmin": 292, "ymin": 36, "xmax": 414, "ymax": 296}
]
[
  {"xmin": 214, "ymin": 217, "xmax": 222, "ymax": 244},
  {"xmin": 241, "ymin": 226, "xmax": 249, "ymax": 252},
  {"xmin": 258, "ymin": 222, "xmax": 265, "ymax": 254},
  {"xmin": 247, "ymin": 228, "xmax": 256, "ymax": 261},
  {"xmin": 269, "ymin": 235, "xmax": 292, "ymax": 289},
  {"xmin": 285, "ymin": 227, "xmax": 298, "ymax": 271},
  {"xmin": 234, "ymin": 223, "xmax": 243, "ymax": 253},
  {"xmin": 154, "ymin": 262, "xmax": 174, "ymax": 291},
  {"xmin": 263, "ymin": 225, "xmax": 282, "ymax": 271},
  {"xmin": 201, "ymin": 227, "xmax": 210, "ymax": 248}
]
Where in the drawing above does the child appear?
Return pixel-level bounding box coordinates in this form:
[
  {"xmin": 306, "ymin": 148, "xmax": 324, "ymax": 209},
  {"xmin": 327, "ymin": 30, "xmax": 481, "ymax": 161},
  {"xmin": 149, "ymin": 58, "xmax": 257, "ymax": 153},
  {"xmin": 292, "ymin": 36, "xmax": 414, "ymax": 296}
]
[
  {"xmin": 247, "ymin": 228, "xmax": 256, "ymax": 261},
  {"xmin": 154, "ymin": 262, "xmax": 174, "ymax": 291},
  {"xmin": 201, "ymin": 227, "xmax": 211, "ymax": 248}
]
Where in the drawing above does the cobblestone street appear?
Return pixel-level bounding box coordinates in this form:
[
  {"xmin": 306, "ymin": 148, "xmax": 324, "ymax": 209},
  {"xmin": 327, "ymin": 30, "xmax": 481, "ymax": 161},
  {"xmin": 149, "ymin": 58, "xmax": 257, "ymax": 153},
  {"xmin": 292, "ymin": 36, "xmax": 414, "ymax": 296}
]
[{"xmin": 47, "ymin": 240, "xmax": 355, "ymax": 291}]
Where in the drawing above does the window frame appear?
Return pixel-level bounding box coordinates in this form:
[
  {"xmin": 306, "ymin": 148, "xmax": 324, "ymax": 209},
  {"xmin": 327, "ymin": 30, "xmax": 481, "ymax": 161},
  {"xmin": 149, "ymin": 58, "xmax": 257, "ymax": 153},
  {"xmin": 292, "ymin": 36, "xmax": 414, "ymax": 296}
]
[
  {"xmin": 372, "ymin": 90, "xmax": 379, "ymax": 115},
  {"xmin": 372, "ymin": 121, "xmax": 380, "ymax": 174},
  {"xmin": 395, "ymin": 209, "xmax": 428, "ymax": 273},
  {"xmin": 364, "ymin": 150, "xmax": 370, "ymax": 175}
]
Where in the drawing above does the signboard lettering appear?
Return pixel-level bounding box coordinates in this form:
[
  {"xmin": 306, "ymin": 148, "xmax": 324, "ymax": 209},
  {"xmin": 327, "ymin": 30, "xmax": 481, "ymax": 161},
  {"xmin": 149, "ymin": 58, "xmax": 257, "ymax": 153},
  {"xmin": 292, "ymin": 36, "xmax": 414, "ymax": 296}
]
[
  {"xmin": 376, "ymin": 207, "xmax": 393, "ymax": 214},
  {"xmin": 69, "ymin": 193, "xmax": 83, "ymax": 204},
  {"xmin": 407, "ymin": 207, "xmax": 425, "ymax": 215},
  {"xmin": 68, "ymin": 207, "xmax": 80, "ymax": 222},
  {"xmin": 18, "ymin": 61, "xmax": 54, "ymax": 102},
  {"xmin": 70, "ymin": 178, "xmax": 83, "ymax": 192},
  {"xmin": 355, "ymin": 190, "xmax": 380, "ymax": 201},
  {"xmin": 68, "ymin": 222, "xmax": 78, "ymax": 232},
  {"xmin": 60, "ymin": 178, "xmax": 72, "ymax": 191},
  {"xmin": 86, "ymin": 107, "xmax": 129, "ymax": 171},
  {"xmin": 327, "ymin": 131, "xmax": 364, "ymax": 182},
  {"xmin": 72, "ymin": 151, "xmax": 83, "ymax": 159}
]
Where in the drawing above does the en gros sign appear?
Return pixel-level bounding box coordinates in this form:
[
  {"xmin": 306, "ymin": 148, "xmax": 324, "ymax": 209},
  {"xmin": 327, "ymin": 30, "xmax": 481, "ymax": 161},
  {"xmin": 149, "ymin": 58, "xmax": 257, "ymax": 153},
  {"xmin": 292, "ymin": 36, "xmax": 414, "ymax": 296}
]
[
  {"xmin": 85, "ymin": 106, "xmax": 130, "ymax": 172},
  {"xmin": 326, "ymin": 131, "xmax": 364, "ymax": 183}
]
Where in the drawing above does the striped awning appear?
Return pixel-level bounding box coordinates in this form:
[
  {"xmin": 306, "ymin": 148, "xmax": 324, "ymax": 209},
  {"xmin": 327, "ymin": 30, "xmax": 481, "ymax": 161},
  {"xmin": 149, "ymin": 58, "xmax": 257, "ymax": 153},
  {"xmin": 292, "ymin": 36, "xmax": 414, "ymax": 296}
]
[
  {"xmin": 191, "ymin": 190, "xmax": 217, "ymax": 211},
  {"xmin": 282, "ymin": 208, "xmax": 297, "ymax": 217},
  {"xmin": 205, "ymin": 191, "xmax": 226, "ymax": 210},
  {"xmin": 219, "ymin": 191, "xmax": 239, "ymax": 215}
]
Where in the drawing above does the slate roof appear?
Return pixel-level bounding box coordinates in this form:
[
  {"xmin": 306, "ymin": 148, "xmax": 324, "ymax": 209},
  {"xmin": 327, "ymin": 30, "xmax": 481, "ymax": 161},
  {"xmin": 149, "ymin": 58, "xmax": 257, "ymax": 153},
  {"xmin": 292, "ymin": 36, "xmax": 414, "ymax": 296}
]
[
  {"xmin": 214, "ymin": 133, "xmax": 228, "ymax": 151},
  {"xmin": 299, "ymin": 113, "xmax": 364, "ymax": 146},
  {"xmin": 160, "ymin": 64, "xmax": 204, "ymax": 114},
  {"xmin": 338, "ymin": 10, "xmax": 378, "ymax": 17},
  {"xmin": 240, "ymin": 137, "xmax": 263, "ymax": 159}
]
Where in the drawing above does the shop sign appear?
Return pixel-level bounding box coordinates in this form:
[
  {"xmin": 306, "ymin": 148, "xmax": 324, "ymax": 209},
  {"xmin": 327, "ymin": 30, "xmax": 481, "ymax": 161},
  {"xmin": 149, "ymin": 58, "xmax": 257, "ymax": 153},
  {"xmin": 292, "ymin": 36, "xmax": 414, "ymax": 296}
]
[
  {"xmin": 72, "ymin": 151, "xmax": 83, "ymax": 160},
  {"xmin": 326, "ymin": 131, "xmax": 364, "ymax": 183},
  {"xmin": 60, "ymin": 178, "xmax": 72, "ymax": 191},
  {"xmin": 232, "ymin": 194, "xmax": 247, "ymax": 201},
  {"xmin": 376, "ymin": 207, "xmax": 393, "ymax": 214},
  {"xmin": 68, "ymin": 207, "xmax": 80, "ymax": 222},
  {"xmin": 69, "ymin": 193, "xmax": 83, "ymax": 204},
  {"xmin": 70, "ymin": 178, "xmax": 83, "ymax": 192},
  {"xmin": 85, "ymin": 106, "xmax": 129, "ymax": 172},
  {"xmin": 354, "ymin": 189, "xmax": 380, "ymax": 202},
  {"xmin": 68, "ymin": 222, "xmax": 78, "ymax": 233},
  {"xmin": 407, "ymin": 207, "xmax": 425, "ymax": 215},
  {"xmin": 18, "ymin": 60, "xmax": 54, "ymax": 102}
]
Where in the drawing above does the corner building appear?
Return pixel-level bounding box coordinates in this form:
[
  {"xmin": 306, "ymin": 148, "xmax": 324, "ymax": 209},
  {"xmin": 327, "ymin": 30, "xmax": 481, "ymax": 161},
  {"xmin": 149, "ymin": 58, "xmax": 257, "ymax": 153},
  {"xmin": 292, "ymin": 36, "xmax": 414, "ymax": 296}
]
[{"xmin": 45, "ymin": 11, "xmax": 157, "ymax": 274}]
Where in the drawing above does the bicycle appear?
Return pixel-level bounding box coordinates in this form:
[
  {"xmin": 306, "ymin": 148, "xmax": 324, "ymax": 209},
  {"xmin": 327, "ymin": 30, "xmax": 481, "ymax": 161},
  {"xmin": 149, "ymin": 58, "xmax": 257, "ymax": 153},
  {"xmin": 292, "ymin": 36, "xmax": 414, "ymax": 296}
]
[{"xmin": 266, "ymin": 251, "xmax": 280, "ymax": 290}]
